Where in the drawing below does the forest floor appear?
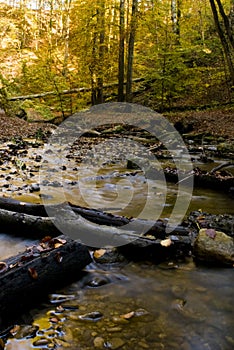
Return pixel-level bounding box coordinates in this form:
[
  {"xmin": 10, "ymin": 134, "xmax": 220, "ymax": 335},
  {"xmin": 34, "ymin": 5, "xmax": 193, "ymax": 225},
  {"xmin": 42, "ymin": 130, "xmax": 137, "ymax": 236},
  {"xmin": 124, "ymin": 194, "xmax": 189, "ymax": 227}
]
[
  {"xmin": 0, "ymin": 107, "xmax": 233, "ymax": 141},
  {"xmin": 165, "ymin": 108, "xmax": 234, "ymax": 140}
]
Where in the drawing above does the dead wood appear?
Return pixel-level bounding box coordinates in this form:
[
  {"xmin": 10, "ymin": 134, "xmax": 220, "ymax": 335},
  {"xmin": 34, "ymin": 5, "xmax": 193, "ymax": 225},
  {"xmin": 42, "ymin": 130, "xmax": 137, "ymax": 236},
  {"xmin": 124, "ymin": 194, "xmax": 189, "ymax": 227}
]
[{"xmin": 0, "ymin": 235, "xmax": 91, "ymax": 326}]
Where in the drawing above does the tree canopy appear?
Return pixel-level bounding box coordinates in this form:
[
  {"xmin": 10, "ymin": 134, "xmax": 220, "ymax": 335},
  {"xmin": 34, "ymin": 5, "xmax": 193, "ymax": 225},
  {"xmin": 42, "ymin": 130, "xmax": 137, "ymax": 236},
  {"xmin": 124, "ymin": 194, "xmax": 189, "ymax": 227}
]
[{"xmin": 0, "ymin": 0, "xmax": 233, "ymax": 116}]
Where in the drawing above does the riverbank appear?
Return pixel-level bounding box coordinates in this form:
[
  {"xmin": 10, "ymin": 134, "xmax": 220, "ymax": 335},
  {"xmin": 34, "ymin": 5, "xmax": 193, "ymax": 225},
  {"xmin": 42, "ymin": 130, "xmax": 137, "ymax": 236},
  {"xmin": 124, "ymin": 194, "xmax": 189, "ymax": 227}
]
[{"xmin": 0, "ymin": 107, "xmax": 233, "ymax": 141}]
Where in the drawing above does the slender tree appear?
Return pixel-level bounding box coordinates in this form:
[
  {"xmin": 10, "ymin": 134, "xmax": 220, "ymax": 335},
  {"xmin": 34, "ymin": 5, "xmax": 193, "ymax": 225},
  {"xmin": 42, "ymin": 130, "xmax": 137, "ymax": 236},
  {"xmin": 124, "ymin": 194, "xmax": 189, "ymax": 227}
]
[
  {"xmin": 118, "ymin": 0, "xmax": 125, "ymax": 101},
  {"xmin": 215, "ymin": 0, "xmax": 234, "ymax": 49},
  {"xmin": 209, "ymin": 0, "xmax": 234, "ymax": 84},
  {"xmin": 126, "ymin": 0, "xmax": 138, "ymax": 102}
]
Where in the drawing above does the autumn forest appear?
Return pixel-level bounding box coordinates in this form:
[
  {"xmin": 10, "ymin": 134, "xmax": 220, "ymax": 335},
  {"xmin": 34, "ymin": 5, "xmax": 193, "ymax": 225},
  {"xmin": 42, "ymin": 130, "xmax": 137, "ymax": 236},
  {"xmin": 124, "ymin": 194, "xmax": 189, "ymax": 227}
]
[{"xmin": 0, "ymin": 0, "xmax": 234, "ymax": 118}]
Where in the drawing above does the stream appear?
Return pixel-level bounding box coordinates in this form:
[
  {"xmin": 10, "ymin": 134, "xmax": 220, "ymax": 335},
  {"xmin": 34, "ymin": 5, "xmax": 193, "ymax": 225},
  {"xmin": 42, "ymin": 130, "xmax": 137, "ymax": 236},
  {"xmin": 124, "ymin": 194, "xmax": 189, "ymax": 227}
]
[{"xmin": 0, "ymin": 139, "xmax": 234, "ymax": 349}]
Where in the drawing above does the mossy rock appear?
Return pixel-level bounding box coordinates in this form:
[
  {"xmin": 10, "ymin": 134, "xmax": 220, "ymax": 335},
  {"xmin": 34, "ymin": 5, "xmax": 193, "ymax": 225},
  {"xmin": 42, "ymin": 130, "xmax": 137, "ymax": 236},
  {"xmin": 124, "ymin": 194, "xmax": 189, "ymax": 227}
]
[{"xmin": 193, "ymin": 228, "xmax": 234, "ymax": 266}]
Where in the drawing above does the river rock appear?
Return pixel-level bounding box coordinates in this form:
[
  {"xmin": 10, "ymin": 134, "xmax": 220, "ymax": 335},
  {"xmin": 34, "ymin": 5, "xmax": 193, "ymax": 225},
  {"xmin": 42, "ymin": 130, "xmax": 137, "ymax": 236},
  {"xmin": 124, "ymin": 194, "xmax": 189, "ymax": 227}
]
[
  {"xmin": 193, "ymin": 228, "xmax": 234, "ymax": 266},
  {"xmin": 105, "ymin": 337, "xmax": 125, "ymax": 349},
  {"xmin": 94, "ymin": 337, "xmax": 105, "ymax": 348}
]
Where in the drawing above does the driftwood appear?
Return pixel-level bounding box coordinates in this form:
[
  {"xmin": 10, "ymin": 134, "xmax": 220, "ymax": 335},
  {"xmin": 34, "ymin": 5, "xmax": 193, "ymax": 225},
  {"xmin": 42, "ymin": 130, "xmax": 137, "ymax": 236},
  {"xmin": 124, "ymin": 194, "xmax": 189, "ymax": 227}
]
[{"xmin": 0, "ymin": 235, "xmax": 91, "ymax": 326}]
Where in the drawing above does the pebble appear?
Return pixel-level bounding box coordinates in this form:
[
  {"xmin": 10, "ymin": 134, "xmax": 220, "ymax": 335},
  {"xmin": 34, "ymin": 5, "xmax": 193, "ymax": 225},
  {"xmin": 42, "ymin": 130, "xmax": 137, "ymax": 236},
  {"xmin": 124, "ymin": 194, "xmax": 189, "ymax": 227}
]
[
  {"xmin": 94, "ymin": 336, "xmax": 105, "ymax": 348},
  {"xmin": 134, "ymin": 308, "xmax": 149, "ymax": 317},
  {"xmin": 86, "ymin": 276, "xmax": 110, "ymax": 288},
  {"xmin": 54, "ymin": 338, "xmax": 70, "ymax": 348},
  {"xmin": 105, "ymin": 337, "xmax": 125, "ymax": 349},
  {"xmin": 112, "ymin": 316, "xmax": 128, "ymax": 324},
  {"xmin": 106, "ymin": 327, "xmax": 122, "ymax": 333},
  {"xmin": 33, "ymin": 338, "xmax": 51, "ymax": 346},
  {"xmin": 78, "ymin": 311, "xmax": 103, "ymax": 321},
  {"xmin": 13, "ymin": 325, "xmax": 39, "ymax": 339}
]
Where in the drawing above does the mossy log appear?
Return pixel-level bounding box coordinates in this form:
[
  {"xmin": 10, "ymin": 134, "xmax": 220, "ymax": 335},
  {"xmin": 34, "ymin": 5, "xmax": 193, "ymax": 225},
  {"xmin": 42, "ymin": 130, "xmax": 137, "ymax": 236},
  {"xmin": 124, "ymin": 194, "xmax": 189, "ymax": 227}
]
[{"xmin": 0, "ymin": 235, "xmax": 91, "ymax": 327}]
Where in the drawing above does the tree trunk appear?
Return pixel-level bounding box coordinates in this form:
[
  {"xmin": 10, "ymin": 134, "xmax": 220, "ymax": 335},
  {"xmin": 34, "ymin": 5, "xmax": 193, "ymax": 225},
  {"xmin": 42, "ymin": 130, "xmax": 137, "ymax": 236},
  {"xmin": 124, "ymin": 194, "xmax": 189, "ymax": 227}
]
[
  {"xmin": 96, "ymin": 1, "xmax": 106, "ymax": 104},
  {"xmin": 0, "ymin": 235, "xmax": 91, "ymax": 327},
  {"xmin": 215, "ymin": 0, "xmax": 234, "ymax": 49},
  {"xmin": 209, "ymin": 0, "xmax": 234, "ymax": 85},
  {"xmin": 0, "ymin": 200, "xmax": 190, "ymax": 240},
  {"xmin": 118, "ymin": 0, "xmax": 125, "ymax": 102},
  {"xmin": 126, "ymin": 0, "xmax": 138, "ymax": 102}
]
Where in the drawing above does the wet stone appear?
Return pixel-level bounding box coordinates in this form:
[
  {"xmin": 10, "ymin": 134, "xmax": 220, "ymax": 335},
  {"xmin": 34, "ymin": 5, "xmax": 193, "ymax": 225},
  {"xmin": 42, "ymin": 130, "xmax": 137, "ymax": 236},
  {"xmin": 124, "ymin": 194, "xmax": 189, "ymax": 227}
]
[
  {"xmin": 134, "ymin": 308, "xmax": 149, "ymax": 317},
  {"xmin": 94, "ymin": 336, "xmax": 105, "ymax": 348},
  {"xmin": 106, "ymin": 327, "xmax": 122, "ymax": 333},
  {"xmin": 29, "ymin": 183, "xmax": 40, "ymax": 192},
  {"xmin": 12, "ymin": 325, "xmax": 39, "ymax": 339},
  {"xmin": 193, "ymin": 229, "xmax": 234, "ymax": 265},
  {"xmin": 78, "ymin": 311, "xmax": 103, "ymax": 322},
  {"xmin": 112, "ymin": 316, "xmax": 128, "ymax": 325},
  {"xmin": 33, "ymin": 338, "xmax": 51, "ymax": 346},
  {"xmin": 105, "ymin": 337, "xmax": 125, "ymax": 349},
  {"xmin": 85, "ymin": 276, "xmax": 111, "ymax": 288}
]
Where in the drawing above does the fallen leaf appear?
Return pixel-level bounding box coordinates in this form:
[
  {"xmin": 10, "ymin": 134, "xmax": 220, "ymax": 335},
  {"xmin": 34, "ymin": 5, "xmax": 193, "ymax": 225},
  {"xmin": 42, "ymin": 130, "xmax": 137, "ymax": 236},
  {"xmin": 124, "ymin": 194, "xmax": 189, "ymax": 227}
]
[
  {"xmin": 160, "ymin": 238, "xmax": 172, "ymax": 247},
  {"xmin": 51, "ymin": 238, "xmax": 67, "ymax": 249},
  {"xmin": 54, "ymin": 238, "xmax": 67, "ymax": 245},
  {"xmin": 41, "ymin": 236, "xmax": 52, "ymax": 243},
  {"xmin": 54, "ymin": 243, "xmax": 64, "ymax": 249},
  {"xmin": 10, "ymin": 325, "xmax": 20, "ymax": 336},
  {"xmin": 28, "ymin": 267, "xmax": 38, "ymax": 280},
  {"xmin": 49, "ymin": 317, "xmax": 60, "ymax": 323},
  {"xmin": 205, "ymin": 228, "xmax": 216, "ymax": 239},
  {"xmin": 9, "ymin": 262, "xmax": 18, "ymax": 269},
  {"xmin": 93, "ymin": 249, "xmax": 106, "ymax": 259},
  {"xmin": 120, "ymin": 311, "xmax": 135, "ymax": 319}
]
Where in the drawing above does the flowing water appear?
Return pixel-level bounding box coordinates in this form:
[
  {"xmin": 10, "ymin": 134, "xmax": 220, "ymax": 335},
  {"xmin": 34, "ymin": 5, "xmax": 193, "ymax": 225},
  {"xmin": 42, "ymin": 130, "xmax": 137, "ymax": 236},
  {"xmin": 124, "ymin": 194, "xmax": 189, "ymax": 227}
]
[
  {"xmin": 1, "ymin": 257, "xmax": 234, "ymax": 350},
  {"xmin": 0, "ymin": 142, "xmax": 234, "ymax": 349}
]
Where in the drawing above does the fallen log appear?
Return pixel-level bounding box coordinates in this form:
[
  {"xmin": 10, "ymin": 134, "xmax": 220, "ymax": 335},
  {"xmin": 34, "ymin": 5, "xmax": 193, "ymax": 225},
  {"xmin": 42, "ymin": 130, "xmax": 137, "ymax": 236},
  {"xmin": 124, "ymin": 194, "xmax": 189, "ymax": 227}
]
[
  {"xmin": 0, "ymin": 197, "xmax": 190, "ymax": 238},
  {"xmin": 0, "ymin": 235, "xmax": 91, "ymax": 327},
  {"xmin": 162, "ymin": 166, "xmax": 234, "ymax": 192},
  {"xmin": 0, "ymin": 197, "xmax": 192, "ymax": 265},
  {"xmin": 209, "ymin": 161, "xmax": 234, "ymax": 174},
  {"xmin": 0, "ymin": 208, "xmax": 58, "ymax": 238},
  {"xmin": 7, "ymin": 78, "xmax": 145, "ymax": 101}
]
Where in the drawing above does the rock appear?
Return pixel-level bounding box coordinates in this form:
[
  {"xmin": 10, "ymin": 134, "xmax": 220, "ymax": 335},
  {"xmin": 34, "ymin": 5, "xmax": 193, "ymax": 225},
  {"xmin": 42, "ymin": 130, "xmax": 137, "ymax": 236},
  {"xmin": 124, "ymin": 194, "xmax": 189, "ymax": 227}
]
[
  {"xmin": 94, "ymin": 337, "xmax": 105, "ymax": 348},
  {"xmin": 105, "ymin": 337, "xmax": 125, "ymax": 349},
  {"xmin": 193, "ymin": 228, "xmax": 234, "ymax": 266},
  {"xmin": 85, "ymin": 275, "xmax": 111, "ymax": 288},
  {"xmin": 13, "ymin": 325, "xmax": 39, "ymax": 339},
  {"xmin": 33, "ymin": 338, "xmax": 51, "ymax": 346},
  {"xmin": 29, "ymin": 183, "xmax": 40, "ymax": 192},
  {"xmin": 78, "ymin": 311, "xmax": 103, "ymax": 322}
]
